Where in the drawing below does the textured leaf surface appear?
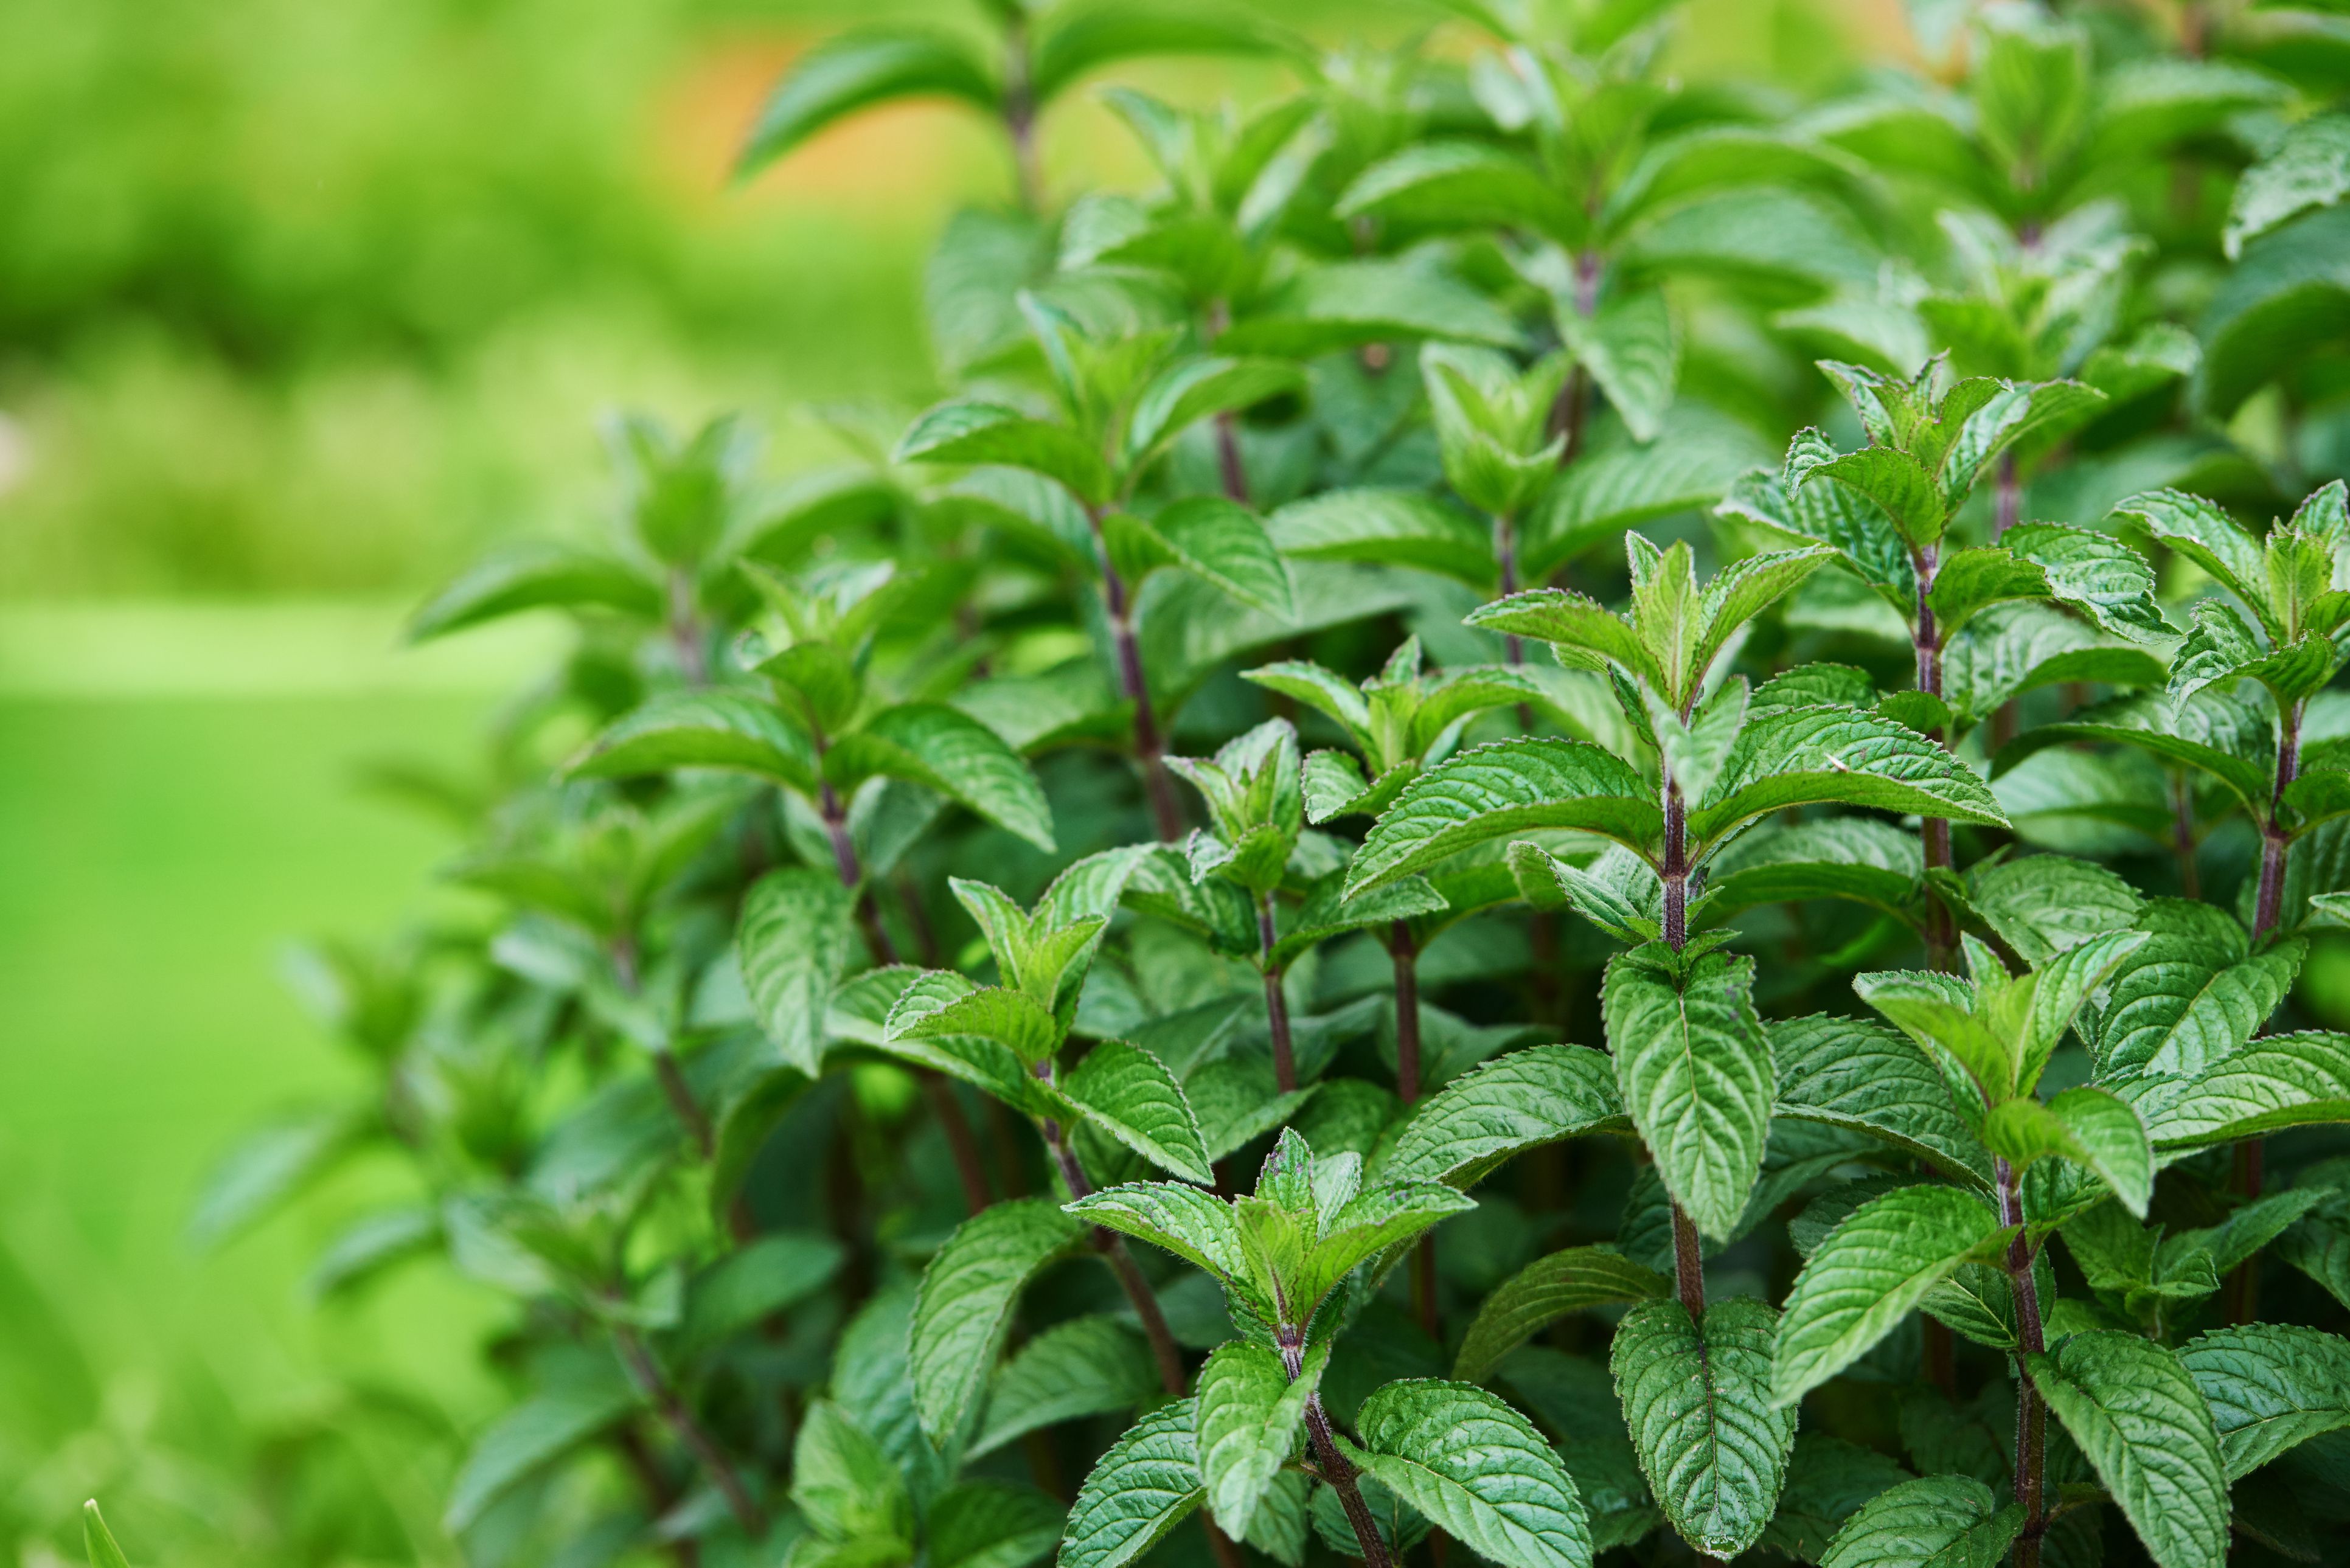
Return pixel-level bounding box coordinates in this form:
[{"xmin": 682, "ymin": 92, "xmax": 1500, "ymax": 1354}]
[
  {"xmin": 1268, "ymin": 488, "xmax": 1492, "ymax": 584},
  {"xmin": 1454, "ymin": 1248, "xmax": 1669, "ymax": 1384},
  {"xmin": 1379, "ymin": 1045, "xmax": 1629, "ymax": 1189},
  {"xmin": 1194, "ymin": 1341, "xmax": 1315, "ymax": 1536},
  {"xmin": 1771, "ymin": 1184, "xmax": 2008, "ymax": 1406},
  {"xmin": 973, "ymin": 1316, "xmax": 1156, "ymax": 1459},
  {"xmin": 2088, "ymin": 900, "xmax": 2300, "ymax": 1079},
  {"xmin": 570, "ymin": 690, "xmax": 818, "ymax": 791},
  {"xmin": 844, "ymin": 702, "xmax": 1056, "ymax": 852},
  {"xmin": 1611, "ymin": 1297, "xmax": 1798, "ymax": 1558},
  {"xmin": 1059, "ymin": 1400, "xmax": 1206, "ymax": 1568},
  {"xmin": 2179, "ymin": 1323, "xmax": 2350, "ymax": 1482},
  {"xmin": 736, "ymin": 868, "xmax": 857, "ymax": 1074},
  {"xmin": 1351, "ymin": 1379, "xmax": 1594, "ymax": 1568},
  {"xmin": 1691, "ymin": 706, "xmax": 2009, "ymax": 847},
  {"xmin": 1603, "ymin": 946, "xmax": 1775, "ymax": 1241},
  {"xmin": 929, "ymin": 1481, "xmax": 1066, "ymax": 1568},
  {"xmin": 1347, "ymin": 738, "xmax": 1660, "ymax": 893},
  {"xmin": 2139, "ymin": 1032, "xmax": 2350, "ymax": 1146},
  {"xmin": 1063, "ymin": 1039, "xmax": 1213, "ymax": 1184},
  {"xmin": 2028, "ymin": 1331, "xmax": 2229, "ymax": 1568},
  {"xmin": 912, "ymin": 1199, "xmax": 1087, "ymax": 1445},
  {"xmin": 1769, "ymin": 1015, "xmax": 1991, "ymax": 1182},
  {"xmin": 894, "ymin": 400, "xmax": 1112, "ymax": 507},
  {"xmin": 1816, "ymin": 1475, "xmax": 2020, "ymax": 1568}
]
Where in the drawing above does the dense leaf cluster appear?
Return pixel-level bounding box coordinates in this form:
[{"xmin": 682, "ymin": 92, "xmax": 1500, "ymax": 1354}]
[{"xmin": 175, "ymin": 4, "xmax": 2350, "ymax": 1568}]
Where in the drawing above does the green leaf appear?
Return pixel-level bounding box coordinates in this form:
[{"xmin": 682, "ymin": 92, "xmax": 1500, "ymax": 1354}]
[
  {"xmin": 1770, "ymin": 1184, "xmax": 2009, "ymax": 1406},
  {"xmin": 886, "ymin": 971, "xmax": 1065, "ymax": 1069},
  {"xmin": 894, "ymin": 400, "xmax": 1113, "ymax": 508},
  {"xmin": 406, "ymin": 543, "xmax": 660, "ymax": 641},
  {"xmin": 1346, "ymin": 738, "xmax": 1661, "ymax": 894},
  {"xmin": 1983, "ymin": 1086, "xmax": 2154, "ymax": 1217},
  {"xmin": 1694, "ymin": 549, "xmax": 1838, "ymax": 683},
  {"xmin": 1851, "ymin": 968, "xmax": 2010, "ymax": 1108},
  {"xmin": 1125, "ymin": 358, "xmax": 1305, "ymax": 470},
  {"xmin": 1063, "ymin": 1038, "xmax": 1214, "ymax": 1184},
  {"xmin": 1453, "ymin": 1248, "xmax": 1669, "ymax": 1384},
  {"xmin": 912, "ymin": 1198, "xmax": 1088, "ymax": 1446},
  {"xmin": 1768, "ymin": 1015, "xmax": 1992, "ymax": 1183},
  {"xmin": 82, "ymin": 1503, "xmax": 131, "ymax": 1568},
  {"xmin": 1811, "ymin": 446, "xmax": 1946, "ymax": 549},
  {"xmin": 1524, "ymin": 408, "xmax": 1771, "ymax": 581},
  {"xmin": 737, "ymin": 30, "xmax": 998, "ymax": 173},
  {"xmin": 1602, "ymin": 946, "xmax": 1775, "ymax": 1243},
  {"xmin": 1754, "ymin": 1434, "xmax": 1912, "ymax": 1564},
  {"xmin": 569, "ymin": 689, "xmax": 818, "ymax": 793},
  {"xmin": 736, "ymin": 868, "xmax": 857, "ymax": 1074},
  {"xmin": 2026, "ymin": 1331, "xmax": 2230, "ymax": 1568},
  {"xmin": 1350, "ymin": 1379, "xmax": 1595, "ymax": 1568},
  {"xmin": 2227, "ymin": 113, "xmax": 2350, "ymax": 259},
  {"xmin": 1337, "ymin": 141, "xmax": 1583, "ymax": 246},
  {"xmin": 1110, "ymin": 497, "xmax": 1293, "ymax": 617},
  {"xmin": 1992, "ymin": 687, "xmax": 2273, "ymax": 823},
  {"xmin": 1066, "ymin": 1182, "xmax": 1260, "ymax": 1306},
  {"xmin": 1218, "ymin": 258, "xmax": 1520, "ymax": 356},
  {"xmin": 794, "ymin": 1396, "xmax": 916, "ymax": 1544},
  {"xmin": 1267, "ymin": 488, "xmax": 1492, "ymax": 585},
  {"xmin": 2199, "ymin": 204, "xmax": 2350, "ymax": 419},
  {"xmin": 1059, "ymin": 1399, "xmax": 1207, "ymax": 1568},
  {"xmin": 1964, "ymin": 854, "xmax": 2143, "ymax": 968},
  {"xmin": 187, "ymin": 1107, "xmax": 360, "ymax": 1247},
  {"xmin": 307, "ymin": 1205, "xmax": 440, "ymax": 1302},
  {"xmin": 1030, "ymin": 5, "xmax": 1297, "ymax": 103},
  {"xmin": 1611, "ymin": 1296, "xmax": 1799, "ymax": 1559},
  {"xmin": 2178, "ymin": 1322, "xmax": 2350, "ymax": 1480},
  {"xmin": 2003, "ymin": 522, "xmax": 2174, "ymax": 643},
  {"xmin": 445, "ymin": 1354, "xmax": 639, "ymax": 1532},
  {"xmin": 836, "ymin": 702, "xmax": 1055, "ymax": 852},
  {"xmin": 1379, "ymin": 1045, "xmax": 1630, "ymax": 1189},
  {"xmin": 929, "ymin": 1482, "xmax": 1065, "ymax": 1568},
  {"xmin": 2139, "ymin": 1032, "xmax": 2350, "ymax": 1147},
  {"xmin": 1817, "ymin": 1476, "xmax": 2021, "ymax": 1568},
  {"xmin": 2111, "ymin": 488, "xmax": 2272, "ymax": 628},
  {"xmin": 1704, "ymin": 819, "xmax": 1922, "ymax": 920},
  {"xmin": 1195, "ymin": 1341, "xmax": 1318, "ymax": 1536},
  {"xmin": 1560, "ymin": 291, "xmax": 1677, "ymax": 443},
  {"xmin": 1689, "ymin": 706, "xmax": 2011, "ymax": 850},
  {"xmin": 972, "ymin": 1316, "xmax": 1156, "ymax": 1459},
  {"xmin": 678, "ymin": 1231, "xmax": 845, "ymax": 1359}
]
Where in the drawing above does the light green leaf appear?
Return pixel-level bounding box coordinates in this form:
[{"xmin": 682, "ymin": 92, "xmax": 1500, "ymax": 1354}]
[
  {"xmin": 2026, "ymin": 1331, "xmax": 2230, "ymax": 1568},
  {"xmin": 1704, "ymin": 819, "xmax": 1922, "ymax": 920},
  {"xmin": 833, "ymin": 702, "xmax": 1055, "ymax": 852},
  {"xmin": 736, "ymin": 868, "xmax": 857, "ymax": 1074},
  {"xmin": 1453, "ymin": 1248, "xmax": 1669, "ymax": 1384},
  {"xmin": 1345, "ymin": 738, "xmax": 1661, "ymax": 895},
  {"xmin": 2177, "ymin": 1322, "xmax": 2350, "ymax": 1480},
  {"xmin": 737, "ymin": 30, "xmax": 998, "ymax": 173},
  {"xmin": 188, "ymin": 1108, "xmax": 361, "ymax": 1247},
  {"xmin": 82, "ymin": 1504, "xmax": 132, "ymax": 1568},
  {"xmin": 1611, "ymin": 1296, "xmax": 1798, "ymax": 1559},
  {"xmin": 1351, "ymin": 1379, "xmax": 1595, "ymax": 1568},
  {"xmin": 972, "ymin": 1316, "xmax": 1156, "ymax": 1459},
  {"xmin": 1771, "ymin": 1184, "xmax": 2009, "ymax": 1406},
  {"xmin": 1851, "ymin": 968, "xmax": 2009, "ymax": 1108},
  {"xmin": 1125, "ymin": 358, "xmax": 1305, "ymax": 469},
  {"xmin": 2227, "ymin": 113, "xmax": 2350, "ymax": 259},
  {"xmin": 1267, "ymin": 488, "xmax": 1493, "ymax": 585},
  {"xmin": 1816, "ymin": 1476, "xmax": 2021, "ymax": 1568},
  {"xmin": 1602, "ymin": 946, "xmax": 1775, "ymax": 1243},
  {"xmin": 912, "ymin": 1198, "xmax": 1088, "ymax": 1446},
  {"xmin": 1768, "ymin": 1015, "xmax": 1992, "ymax": 1183},
  {"xmin": 1063, "ymin": 1038, "xmax": 1214, "ymax": 1185},
  {"xmin": 1379, "ymin": 1045, "xmax": 1630, "ymax": 1189},
  {"xmin": 2199, "ymin": 204, "xmax": 2350, "ymax": 419},
  {"xmin": 1066, "ymin": 1182, "xmax": 1259, "ymax": 1305},
  {"xmin": 1983, "ymin": 1086, "xmax": 2153, "ymax": 1217},
  {"xmin": 1990, "ymin": 687, "xmax": 2273, "ymax": 823},
  {"xmin": 1561, "ymin": 291, "xmax": 1677, "ymax": 443},
  {"xmin": 886, "ymin": 971, "xmax": 1065, "ymax": 1068},
  {"xmin": 1811, "ymin": 447, "xmax": 1946, "ymax": 549},
  {"xmin": 1057, "ymin": 1400, "xmax": 1206, "ymax": 1568},
  {"xmin": 1690, "ymin": 706, "xmax": 2011, "ymax": 850},
  {"xmin": 569, "ymin": 689, "xmax": 818, "ymax": 793},
  {"xmin": 1468, "ymin": 589, "xmax": 1663, "ymax": 691},
  {"xmin": 894, "ymin": 400, "xmax": 1113, "ymax": 508},
  {"xmin": 406, "ymin": 543, "xmax": 661, "ymax": 641},
  {"xmin": 445, "ymin": 1355, "xmax": 639, "ymax": 1532},
  {"xmin": 1195, "ymin": 1341, "xmax": 1318, "ymax": 1536},
  {"xmin": 1337, "ymin": 140, "xmax": 1583, "ymax": 245},
  {"xmin": 1029, "ymin": 6, "xmax": 1298, "ymax": 103},
  {"xmin": 2139, "ymin": 1031, "xmax": 2350, "ymax": 1147},
  {"xmin": 2110, "ymin": 488, "xmax": 2272, "ymax": 630},
  {"xmin": 1964, "ymin": 854, "xmax": 2142, "ymax": 968}
]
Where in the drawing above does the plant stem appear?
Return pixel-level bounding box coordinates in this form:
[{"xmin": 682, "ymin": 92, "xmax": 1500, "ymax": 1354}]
[
  {"xmin": 1670, "ymin": 1202, "xmax": 1706, "ymax": 1322},
  {"xmin": 1994, "ymin": 451, "xmax": 2020, "ymax": 543},
  {"xmin": 667, "ymin": 569, "xmax": 708, "ymax": 686},
  {"xmin": 1041, "ymin": 1107, "xmax": 1249, "ymax": 1568},
  {"xmin": 1391, "ymin": 920, "xmax": 1439, "ymax": 1341},
  {"xmin": 2234, "ymin": 696, "xmax": 2304, "ymax": 1318},
  {"xmin": 1994, "ymin": 1157, "xmax": 2048, "ymax": 1567},
  {"xmin": 1546, "ymin": 248, "xmax": 1602, "ymax": 466},
  {"xmin": 1281, "ymin": 1325, "xmax": 1395, "ymax": 1568},
  {"xmin": 1661, "ymin": 771, "xmax": 1689, "ymax": 952},
  {"xmin": 2171, "ymin": 772, "xmax": 2202, "ymax": 899},
  {"xmin": 1913, "ymin": 549, "xmax": 1959, "ymax": 970},
  {"xmin": 653, "ymin": 1050, "xmax": 714, "ymax": 1159},
  {"xmin": 613, "ymin": 1326, "xmax": 768, "ymax": 1539},
  {"xmin": 613, "ymin": 1421, "xmax": 701, "ymax": 1568},
  {"xmin": 1260, "ymin": 894, "xmax": 1297, "ymax": 1092},
  {"xmin": 1493, "ymin": 512, "xmax": 1524, "ymax": 667},
  {"xmin": 1088, "ymin": 510, "xmax": 1184, "ymax": 841},
  {"xmin": 1001, "ymin": 20, "xmax": 1043, "ymax": 214}
]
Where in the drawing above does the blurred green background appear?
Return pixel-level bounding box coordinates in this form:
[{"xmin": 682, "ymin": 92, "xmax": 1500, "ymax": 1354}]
[{"xmin": 0, "ymin": 0, "xmax": 1913, "ymax": 1563}]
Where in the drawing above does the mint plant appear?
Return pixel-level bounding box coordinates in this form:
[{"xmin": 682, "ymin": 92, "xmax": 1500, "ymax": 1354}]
[{"xmin": 169, "ymin": 5, "xmax": 2350, "ymax": 1568}]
